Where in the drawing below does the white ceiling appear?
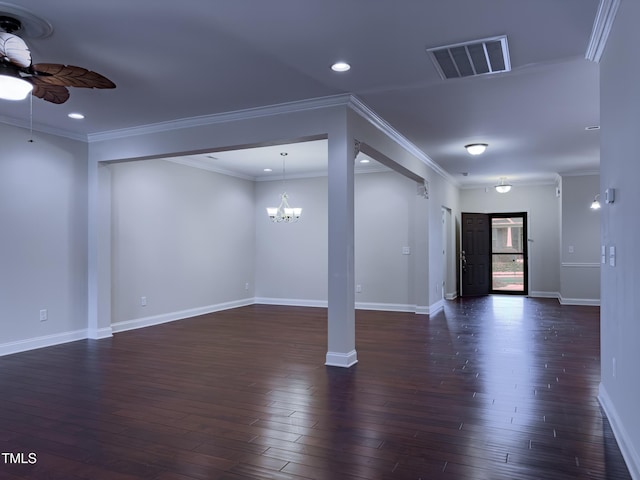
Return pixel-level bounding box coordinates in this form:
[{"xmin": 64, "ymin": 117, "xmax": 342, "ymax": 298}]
[{"xmin": 0, "ymin": 0, "xmax": 601, "ymax": 187}]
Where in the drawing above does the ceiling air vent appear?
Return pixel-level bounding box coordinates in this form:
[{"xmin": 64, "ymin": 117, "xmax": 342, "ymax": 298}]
[{"xmin": 427, "ymin": 35, "xmax": 511, "ymax": 80}]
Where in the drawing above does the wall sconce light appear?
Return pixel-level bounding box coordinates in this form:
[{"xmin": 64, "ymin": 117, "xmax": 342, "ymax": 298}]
[{"xmin": 590, "ymin": 194, "xmax": 601, "ymax": 210}]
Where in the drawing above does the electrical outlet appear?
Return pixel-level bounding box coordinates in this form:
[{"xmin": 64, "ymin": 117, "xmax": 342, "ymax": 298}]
[
  {"xmin": 356, "ymin": 284, "xmax": 362, "ymax": 293},
  {"xmin": 39, "ymin": 309, "xmax": 48, "ymax": 322},
  {"xmin": 141, "ymin": 296, "xmax": 147, "ymax": 307},
  {"xmin": 245, "ymin": 282, "xmax": 249, "ymax": 290}
]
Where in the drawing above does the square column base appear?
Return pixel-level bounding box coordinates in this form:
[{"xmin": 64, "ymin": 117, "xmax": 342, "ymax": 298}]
[{"xmin": 325, "ymin": 350, "xmax": 358, "ymax": 368}]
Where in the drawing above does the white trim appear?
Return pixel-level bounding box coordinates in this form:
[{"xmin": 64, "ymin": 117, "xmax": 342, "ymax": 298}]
[
  {"xmin": 356, "ymin": 302, "xmax": 418, "ymax": 313},
  {"xmin": 346, "ymin": 96, "xmax": 458, "ymax": 186},
  {"xmin": 559, "ymin": 170, "xmax": 600, "ymax": 177},
  {"xmin": 586, "ymin": 0, "xmax": 622, "ymax": 63},
  {"xmin": 529, "ymin": 291, "xmax": 560, "ymax": 300},
  {"xmin": 0, "ymin": 329, "xmax": 88, "ymax": 357},
  {"xmin": 254, "ymin": 297, "xmax": 327, "ymax": 308},
  {"xmin": 325, "ymin": 350, "xmax": 358, "ymax": 368},
  {"xmin": 445, "ymin": 292, "xmax": 458, "ymax": 300},
  {"xmin": 0, "ymin": 115, "xmax": 88, "ymax": 142},
  {"xmin": 428, "ymin": 299, "xmax": 445, "ymax": 315},
  {"xmin": 598, "ymin": 383, "xmax": 640, "ymax": 480},
  {"xmin": 256, "ymin": 297, "xmax": 438, "ymax": 315},
  {"xmin": 111, "ymin": 298, "xmax": 254, "ymax": 333},
  {"xmin": 87, "ymin": 94, "xmax": 354, "ymax": 142},
  {"xmin": 561, "ymin": 262, "xmax": 601, "ymax": 268},
  {"xmin": 558, "ymin": 295, "xmax": 600, "ymax": 306},
  {"xmin": 87, "ymin": 327, "xmax": 113, "ymax": 340}
]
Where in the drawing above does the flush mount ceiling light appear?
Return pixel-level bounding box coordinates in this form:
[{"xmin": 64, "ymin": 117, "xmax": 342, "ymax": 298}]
[
  {"xmin": 266, "ymin": 152, "xmax": 302, "ymax": 223},
  {"xmin": 590, "ymin": 194, "xmax": 601, "ymax": 210},
  {"xmin": 331, "ymin": 62, "xmax": 351, "ymax": 72},
  {"xmin": 494, "ymin": 177, "xmax": 512, "ymax": 193},
  {"xmin": 465, "ymin": 143, "xmax": 488, "ymax": 155},
  {"xmin": 68, "ymin": 112, "xmax": 85, "ymax": 119},
  {"xmin": 0, "ymin": 62, "xmax": 32, "ymax": 100}
]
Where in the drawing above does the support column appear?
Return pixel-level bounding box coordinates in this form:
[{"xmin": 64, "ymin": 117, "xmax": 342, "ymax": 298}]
[
  {"xmin": 325, "ymin": 130, "xmax": 357, "ymax": 368},
  {"xmin": 87, "ymin": 159, "xmax": 113, "ymax": 339},
  {"xmin": 413, "ymin": 182, "xmax": 430, "ymax": 314}
]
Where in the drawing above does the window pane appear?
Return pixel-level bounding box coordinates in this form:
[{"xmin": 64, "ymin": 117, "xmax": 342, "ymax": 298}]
[{"xmin": 492, "ymin": 254, "xmax": 524, "ymax": 291}]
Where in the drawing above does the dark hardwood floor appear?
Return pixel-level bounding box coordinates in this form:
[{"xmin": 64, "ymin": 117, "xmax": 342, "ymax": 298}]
[{"xmin": 0, "ymin": 297, "xmax": 632, "ymax": 479}]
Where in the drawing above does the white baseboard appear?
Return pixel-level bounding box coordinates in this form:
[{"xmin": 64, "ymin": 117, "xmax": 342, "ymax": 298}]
[
  {"xmin": 598, "ymin": 383, "xmax": 640, "ymax": 480},
  {"xmin": 559, "ymin": 295, "xmax": 600, "ymax": 306},
  {"xmin": 356, "ymin": 301, "xmax": 416, "ymax": 313},
  {"xmin": 111, "ymin": 298, "xmax": 254, "ymax": 333},
  {"xmin": 254, "ymin": 297, "xmax": 327, "ymax": 308},
  {"xmin": 0, "ymin": 329, "xmax": 88, "ymax": 357},
  {"xmin": 445, "ymin": 292, "xmax": 458, "ymax": 300},
  {"xmin": 529, "ymin": 290, "xmax": 560, "ymax": 299},
  {"xmin": 87, "ymin": 327, "xmax": 113, "ymax": 340},
  {"xmin": 325, "ymin": 349, "xmax": 358, "ymax": 368},
  {"xmin": 257, "ymin": 297, "xmax": 438, "ymax": 315},
  {"xmin": 428, "ymin": 299, "xmax": 445, "ymax": 315}
]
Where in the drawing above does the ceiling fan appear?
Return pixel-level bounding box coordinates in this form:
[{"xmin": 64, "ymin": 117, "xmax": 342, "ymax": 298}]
[{"xmin": 0, "ymin": 15, "xmax": 115, "ymax": 103}]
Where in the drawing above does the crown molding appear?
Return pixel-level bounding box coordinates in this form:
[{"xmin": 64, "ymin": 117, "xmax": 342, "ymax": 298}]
[
  {"xmin": 86, "ymin": 92, "xmax": 453, "ymax": 186},
  {"xmin": 346, "ymin": 95, "xmax": 458, "ymax": 186},
  {"xmin": 87, "ymin": 94, "xmax": 353, "ymax": 143},
  {"xmin": 0, "ymin": 116, "xmax": 87, "ymax": 142},
  {"xmin": 586, "ymin": 0, "xmax": 621, "ymax": 63}
]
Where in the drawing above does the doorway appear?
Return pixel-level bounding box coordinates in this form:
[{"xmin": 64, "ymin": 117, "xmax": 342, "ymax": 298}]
[{"xmin": 461, "ymin": 212, "xmax": 528, "ymax": 296}]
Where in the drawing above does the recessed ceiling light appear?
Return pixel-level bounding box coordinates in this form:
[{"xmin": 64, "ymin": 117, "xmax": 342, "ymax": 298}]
[
  {"xmin": 359, "ymin": 159, "xmax": 370, "ymax": 164},
  {"xmin": 68, "ymin": 112, "xmax": 85, "ymax": 120},
  {"xmin": 331, "ymin": 62, "xmax": 351, "ymax": 72},
  {"xmin": 585, "ymin": 125, "xmax": 600, "ymax": 131},
  {"xmin": 263, "ymin": 168, "xmax": 273, "ymax": 172},
  {"xmin": 465, "ymin": 143, "xmax": 488, "ymax": 155}
]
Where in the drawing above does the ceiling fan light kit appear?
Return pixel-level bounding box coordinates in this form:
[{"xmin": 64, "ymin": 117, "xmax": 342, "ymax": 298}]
[
  {"xmin": 0, "ymin": 60, "xmax": 32, "ymax": 99},
  {"xmin": 0, "ymin": 13, "xmax": 115, "ymax": 104}
]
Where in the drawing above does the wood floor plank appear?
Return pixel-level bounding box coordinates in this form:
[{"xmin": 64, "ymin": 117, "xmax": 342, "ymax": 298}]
[{"xmin": 0, "ymin": 298, "xmax": 632, "ymax": 479}]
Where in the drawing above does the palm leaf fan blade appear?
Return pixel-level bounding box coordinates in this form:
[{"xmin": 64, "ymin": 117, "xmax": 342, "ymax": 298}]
[
  {"xmin": 0, "ymin": 32, "xmax": 31, "ymax": 68},
  {"xmin": 29, "ymin": 78, "xmax": 70, "ymax": 104},
  {"xmin": 31, "ymin": 63, "xmax": 116, "ymax": 89}
]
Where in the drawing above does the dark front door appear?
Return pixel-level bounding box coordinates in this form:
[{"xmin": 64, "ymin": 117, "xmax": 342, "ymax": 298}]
[{"xmin": 461, "ymin": 213, "xmax": 491, "ymax": 296}]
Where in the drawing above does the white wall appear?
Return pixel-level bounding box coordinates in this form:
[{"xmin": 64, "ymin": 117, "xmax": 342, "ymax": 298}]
[
  {"xmin": 110, "ymin": 160, "xmax": 255, "ymax": 329},
  {"xmin": 255, "ymin": 170, "xmax": 428, "ymax": 311},
  {"xmin": 110, "ymin": 163, "xmax": 431, "ymax": 316},
  {"xmin": 0, "ymin": 124, "xmax": 89, "ymax": 354},
  {"xmin": 599, "ymin": 1, "xmax": 640, "ymax": 477},
  {"xmin": 255, "ymin": 176, "xmax": 328, "ymax": 303},
  {"xmin": 355, "ymin": 172, "xmax": 421, "ymax": 308},
  {"xmin": 429, "ymin": 171, "xmax": 460, "ymax": 303},
  {"xmin": 559, "ymin": 174, "xmax": 600, "ymax": 304},
  {"xmin": 460, "ymin": 184, "xmax": 560, "ymax": 298}
]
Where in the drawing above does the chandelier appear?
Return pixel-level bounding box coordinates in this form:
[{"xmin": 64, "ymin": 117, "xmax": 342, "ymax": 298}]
[{"xmin": 266, "ymin": 153, "xmax": 302, "ymax": 223}]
